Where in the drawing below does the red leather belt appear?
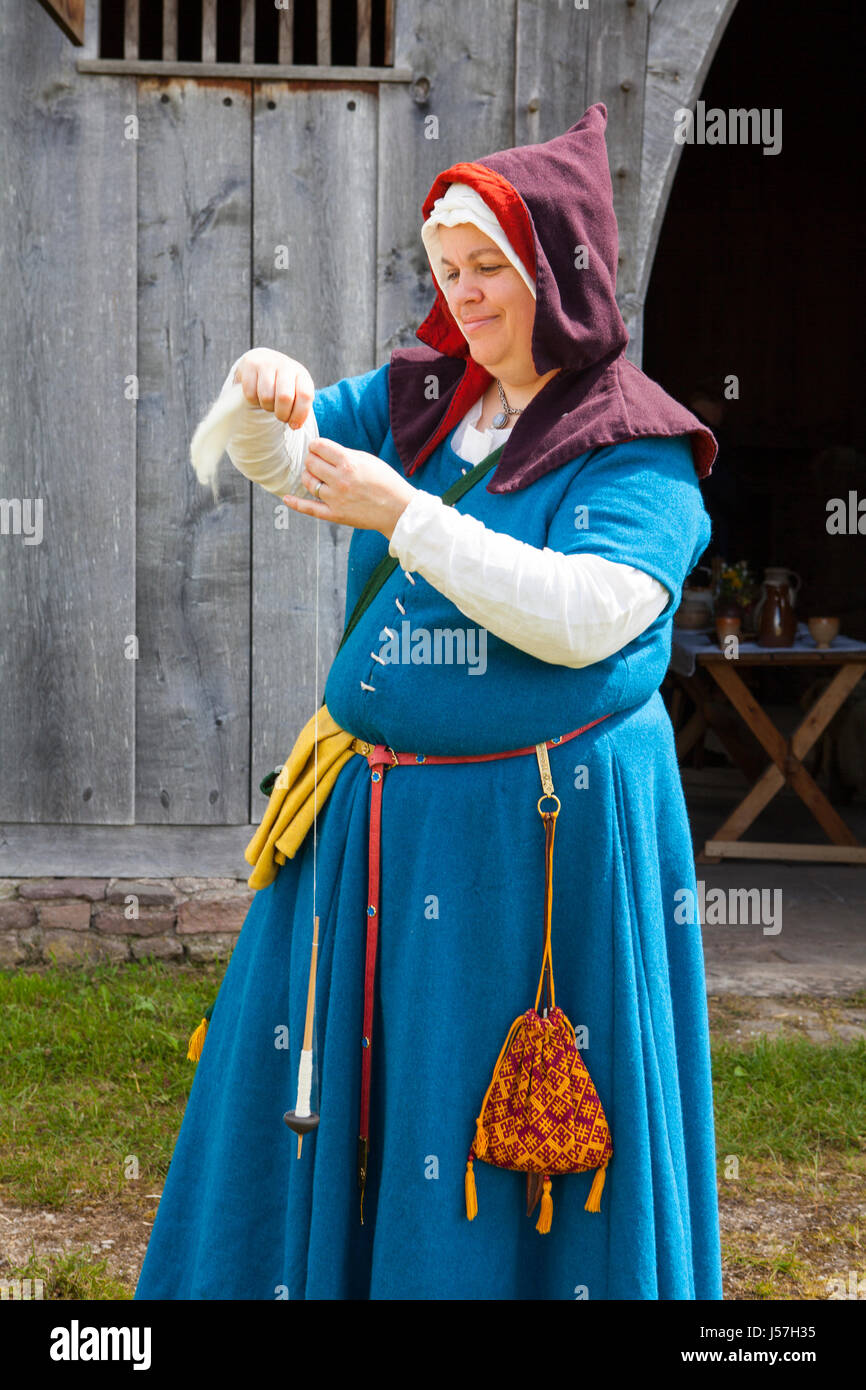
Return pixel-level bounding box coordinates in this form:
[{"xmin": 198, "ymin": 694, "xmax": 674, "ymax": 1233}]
[{"xmin": 350, "ymin": 712, "xmax": 612, "ymax": 1223}]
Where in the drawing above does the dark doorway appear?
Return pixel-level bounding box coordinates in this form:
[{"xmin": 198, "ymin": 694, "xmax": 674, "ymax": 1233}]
[{"xmin": 645, "ymin": 0, "xmax": 865, "ymax": 638}]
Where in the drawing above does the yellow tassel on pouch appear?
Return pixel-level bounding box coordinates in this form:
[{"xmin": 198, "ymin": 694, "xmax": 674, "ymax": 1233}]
[
  {"xmin": 465, "ymin": 1158, "xmax": 478, "ymax": 1221},
  {"xmin": 584, "ymin": 1158, "xmax": 608, "ymax": 1213},
  {"xmin": 535, "ymin": 1176, "xmax": 553, "ymax": 1234}
]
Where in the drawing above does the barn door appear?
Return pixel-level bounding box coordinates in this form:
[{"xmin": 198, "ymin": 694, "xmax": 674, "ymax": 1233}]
[{"xmin": 134, "ymin": 77, "xmax": 378, "ymax": 829}]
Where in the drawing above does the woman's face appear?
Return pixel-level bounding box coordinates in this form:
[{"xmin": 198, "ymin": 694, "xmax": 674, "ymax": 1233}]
[{"xmin": 437, "ymin": 223, "xmax": 537, "ymax": 383}]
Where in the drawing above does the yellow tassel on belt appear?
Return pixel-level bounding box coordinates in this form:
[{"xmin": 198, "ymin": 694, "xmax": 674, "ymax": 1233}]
[
  {"xmin": 244, "ymin": 702, "xmax": 358, "ymax": 890},
  {"xmin": 186, "ymin": 1016, "xmax": 209, "ymax": 1061}
]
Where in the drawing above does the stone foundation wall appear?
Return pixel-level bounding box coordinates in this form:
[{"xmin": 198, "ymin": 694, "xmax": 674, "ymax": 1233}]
[{"xmin": 0, "ymin": 878, "xmax": 255, "ymax": 967}]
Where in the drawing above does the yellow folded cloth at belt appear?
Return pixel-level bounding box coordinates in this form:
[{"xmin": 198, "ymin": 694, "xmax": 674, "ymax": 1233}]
[{"xmin": 244, "ymin": 702, "xmax": 359, "ymax": 891}]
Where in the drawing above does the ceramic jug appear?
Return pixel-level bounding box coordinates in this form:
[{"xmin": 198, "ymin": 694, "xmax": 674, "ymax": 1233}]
[
  {"xmin": 753, "ymin": 567, "xmax": 801, "ymax": 639},
  {"xmin": 757, "ymin": 571, "xmax": 798, "ymax": 647}
]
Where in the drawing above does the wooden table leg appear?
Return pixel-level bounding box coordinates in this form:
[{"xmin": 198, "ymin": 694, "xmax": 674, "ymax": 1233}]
[
  {"xmin": 671, "ymin": 669, "xmax": 766, "ymax": 780},
  {"xmin": 701, "ymin": 661, "xmax": 865, "ymax": 858},
  {"xmin": 676, "ymin": 707, "xmax": 707, "ymax": 761}
]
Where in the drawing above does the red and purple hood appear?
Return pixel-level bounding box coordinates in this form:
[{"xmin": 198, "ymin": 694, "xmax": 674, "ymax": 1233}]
[{"xmin": 388, "ymin": 102, "xmax": 716, "ymax": 492}]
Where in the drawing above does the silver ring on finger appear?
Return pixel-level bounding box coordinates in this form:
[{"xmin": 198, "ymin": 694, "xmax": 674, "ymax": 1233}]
[{"xmin": 315, "ymin": 480, "xmax": 324, "ymax": 500}]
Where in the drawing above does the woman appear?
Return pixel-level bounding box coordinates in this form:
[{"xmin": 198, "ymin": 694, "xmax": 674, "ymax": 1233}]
[{"xmin": 135, "ymin": 103, "xmax": 722, "ymax": 1301}]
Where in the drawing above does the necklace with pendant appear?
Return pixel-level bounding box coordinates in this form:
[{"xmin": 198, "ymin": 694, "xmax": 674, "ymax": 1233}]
[{"xmin": 491, "ymin": 378, "xmax": 524, "ymax": 429}]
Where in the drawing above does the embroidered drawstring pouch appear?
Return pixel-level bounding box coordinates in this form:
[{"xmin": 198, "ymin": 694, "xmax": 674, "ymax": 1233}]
[{"xmin": 464, "ymin": 742, "xmax": 613, "ymax": 1233}]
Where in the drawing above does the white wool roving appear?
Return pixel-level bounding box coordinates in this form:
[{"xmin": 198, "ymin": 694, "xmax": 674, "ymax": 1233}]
[
  {"xmin": 189, "ymin": 382, "xmax": 251, "ymax": 495},
  {"xmin": 189, "ymin": 359, "xmax": 320, "ymax": 500}
]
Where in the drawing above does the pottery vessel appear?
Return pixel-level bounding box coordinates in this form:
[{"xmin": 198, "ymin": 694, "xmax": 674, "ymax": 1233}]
[
  {"xmin": 715, "ymin": 614, "xmax": 741, "ymax": 645},
  {"xmin": 758, "ymin": 577, "xmax": 797, "ymax": 647},
  {"xmin": 753, "ymin": 567, "xmax": 801, "ymax": 632},
  {"xmin": 675, "ymin": 587, "xmax": 714, "ymax": 630},
  {"xmin": 808, "ymin": 616, "xmax": 840, "ymax": 649}
]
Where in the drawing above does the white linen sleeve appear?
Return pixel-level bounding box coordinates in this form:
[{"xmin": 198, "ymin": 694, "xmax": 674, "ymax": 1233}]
[
  {"xmin": 215, "ymin": 355, "xmax": 320, "ymax": 499},
  {"xmin": 387, "ymin": 489, "xmax": 671, "ymax": 668}
]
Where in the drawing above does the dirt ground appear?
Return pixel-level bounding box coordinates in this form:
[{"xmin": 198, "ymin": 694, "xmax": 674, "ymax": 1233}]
[
  {"xmin": 719, "ymin": 1172, "xmax": 865, "ymax": 1300},
  {"xmin": 2, "ymin": 994, "xmax": 863, "ymax": 1300},
  {"xmin": 0, "ymin": 1194, "xmax": 156, "ymax": 1296}
]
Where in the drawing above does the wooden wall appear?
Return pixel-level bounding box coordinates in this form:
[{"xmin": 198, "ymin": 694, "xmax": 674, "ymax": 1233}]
[
  {"xmin": 0, "ymin": 1, "xmax": 137, "ymax": 832},
  {"xmin": 0, "ymin": 0, "xmax": 734, "ymax": 876}
]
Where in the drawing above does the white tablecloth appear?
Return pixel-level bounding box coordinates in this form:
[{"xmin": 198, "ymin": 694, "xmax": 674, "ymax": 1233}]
[{"xmin": 669, "ymin": 621, "xmax": 866, "ymax": 678}]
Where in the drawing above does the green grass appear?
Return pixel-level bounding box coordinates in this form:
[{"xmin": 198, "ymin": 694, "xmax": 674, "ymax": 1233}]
[
  {"xmin": 0, "ymin": 960, "xmax": 227, "ymax": 1207},
  {"xmin": 4, "ymin": 1246, "xmax": 133, "ymax": 1300},
  {"xmin": 1, "ymin": 965, "xmax": 865, "ymax": 1302},
  {"xmin": 711, "ymin": 1033, "xmax": 866, "ymax": 1165},
  {"xmin": 1, "ymin": 965, "xmax": 864, "ymax": 1211}
]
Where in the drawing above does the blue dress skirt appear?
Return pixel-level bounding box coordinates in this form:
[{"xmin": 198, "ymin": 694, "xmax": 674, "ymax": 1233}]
[{"xmin": 135, "ymin": 365, "xmax": 723, "ymax": 1300}]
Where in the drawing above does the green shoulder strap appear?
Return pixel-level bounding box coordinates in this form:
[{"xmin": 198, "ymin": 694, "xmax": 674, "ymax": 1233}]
[{"xmin": 258, "ymin": 442, "xmax": 505, "ymax": 797}]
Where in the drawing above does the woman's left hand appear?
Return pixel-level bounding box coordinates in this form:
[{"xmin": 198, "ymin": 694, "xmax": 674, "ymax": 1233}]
[{"xmin": 283, "ymin": 438, "xmax": 416, "ymax": 540}]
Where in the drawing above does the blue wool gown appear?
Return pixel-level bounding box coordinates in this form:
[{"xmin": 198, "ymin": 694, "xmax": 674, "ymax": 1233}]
[{"xmin": 135, "ymin": 364, "xmax": 723, "ymax": 1301}]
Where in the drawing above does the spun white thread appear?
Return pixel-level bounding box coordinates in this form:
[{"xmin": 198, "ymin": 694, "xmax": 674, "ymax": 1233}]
[{"xmin": 295, "ymin": 1049, "xmax": 314, "ymax": 1117}]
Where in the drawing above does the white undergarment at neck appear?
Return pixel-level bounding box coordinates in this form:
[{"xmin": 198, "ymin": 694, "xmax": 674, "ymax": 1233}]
[{"xmin": 450, "ymin": 394, "xmax": 514, "ymax": 466}]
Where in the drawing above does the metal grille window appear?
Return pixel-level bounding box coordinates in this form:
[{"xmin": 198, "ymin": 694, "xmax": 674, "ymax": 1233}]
[{"xmin": 81, "ymin": 0, "xmax": 404, "ymax": 78}]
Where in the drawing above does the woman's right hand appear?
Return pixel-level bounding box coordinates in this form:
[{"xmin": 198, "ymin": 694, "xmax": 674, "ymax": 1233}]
[{"xmin": 232, "ymin": 348, "xmax": 314, "ymax": 430}]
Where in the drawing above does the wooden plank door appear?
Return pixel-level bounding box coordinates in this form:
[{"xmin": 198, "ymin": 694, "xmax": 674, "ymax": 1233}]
[{"xmin": 0, "ymin": 3, "xmax": 137, "ymax": 825}]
